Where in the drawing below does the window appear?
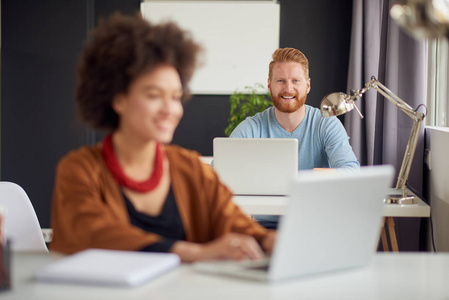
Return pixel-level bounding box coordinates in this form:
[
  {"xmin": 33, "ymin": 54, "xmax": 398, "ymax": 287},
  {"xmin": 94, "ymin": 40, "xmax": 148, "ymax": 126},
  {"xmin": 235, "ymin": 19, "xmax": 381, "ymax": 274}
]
[{"xmin": 427, "ymin": 38, "xmax": 449, "ymax": 127}]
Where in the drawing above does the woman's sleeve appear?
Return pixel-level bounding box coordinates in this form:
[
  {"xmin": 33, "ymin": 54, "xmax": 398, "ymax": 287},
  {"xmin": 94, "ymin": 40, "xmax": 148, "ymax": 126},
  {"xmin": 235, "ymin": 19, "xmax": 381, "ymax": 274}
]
[
  {"xmin": 50, "ymin": 152, "xmax": 165, "ymax": 254},
  {"xmin": 200, "ymin": 162, "xmax": 270, "ymax": 244}
]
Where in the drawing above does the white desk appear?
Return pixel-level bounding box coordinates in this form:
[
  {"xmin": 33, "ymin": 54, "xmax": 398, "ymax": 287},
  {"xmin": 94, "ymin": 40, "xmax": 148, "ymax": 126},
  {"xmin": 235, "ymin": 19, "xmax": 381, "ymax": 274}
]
[
  {"xmin": 200, "ymin": 155, "xmax": 431, "ymax": 218},
  {"xmin": 233, "ymin": 194, "xmax": 431, "ymax": 217},
  {"xmin": 3, "ymin": 252, "xmax": 449, "ymax": 300}
]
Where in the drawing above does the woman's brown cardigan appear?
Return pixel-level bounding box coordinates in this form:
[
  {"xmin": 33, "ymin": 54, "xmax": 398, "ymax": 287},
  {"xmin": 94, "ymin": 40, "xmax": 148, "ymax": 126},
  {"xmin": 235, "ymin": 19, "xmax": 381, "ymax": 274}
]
[{"xmin": 50, "ymin": 143, "xmax": 268, "ymax": 254}]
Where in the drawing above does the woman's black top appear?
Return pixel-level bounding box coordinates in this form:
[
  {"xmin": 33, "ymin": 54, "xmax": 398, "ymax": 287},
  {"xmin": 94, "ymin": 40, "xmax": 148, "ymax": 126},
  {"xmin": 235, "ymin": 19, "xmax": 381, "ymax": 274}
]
[{"xmin": 123, "ymin": 187, "xmax": 185, "ymax": 252}]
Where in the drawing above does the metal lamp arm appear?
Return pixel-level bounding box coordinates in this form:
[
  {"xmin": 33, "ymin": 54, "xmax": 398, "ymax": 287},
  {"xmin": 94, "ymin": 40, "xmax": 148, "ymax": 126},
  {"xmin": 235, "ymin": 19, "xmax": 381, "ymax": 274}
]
[
  {"xmin": 364, "ymin": 77, "xmax": 425, "ymax": 196},
  {"xmin": 368, "ymin": 78, "xmax": 418, "ymax": 119}
]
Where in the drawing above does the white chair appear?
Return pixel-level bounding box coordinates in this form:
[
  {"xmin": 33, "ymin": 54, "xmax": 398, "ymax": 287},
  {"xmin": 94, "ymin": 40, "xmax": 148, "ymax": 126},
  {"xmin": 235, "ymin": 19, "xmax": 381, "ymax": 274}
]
[{"xmin": 0, "ymin": 182, "xmax": 48, "ymax": 252}]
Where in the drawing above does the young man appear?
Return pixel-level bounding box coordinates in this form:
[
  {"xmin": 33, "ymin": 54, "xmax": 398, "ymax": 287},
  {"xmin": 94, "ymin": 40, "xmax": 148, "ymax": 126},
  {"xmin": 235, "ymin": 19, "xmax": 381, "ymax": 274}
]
[{"xmin": 230, "ymin": 48, "xmax": 359, "ymax": 228}]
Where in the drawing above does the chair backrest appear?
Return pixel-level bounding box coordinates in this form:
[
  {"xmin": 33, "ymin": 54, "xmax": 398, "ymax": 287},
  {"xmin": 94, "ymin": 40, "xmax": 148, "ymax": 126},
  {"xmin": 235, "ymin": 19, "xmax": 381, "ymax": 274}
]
[{"xmin": 0, "ymin": 182, "xmax": 48, "ymax": 252}]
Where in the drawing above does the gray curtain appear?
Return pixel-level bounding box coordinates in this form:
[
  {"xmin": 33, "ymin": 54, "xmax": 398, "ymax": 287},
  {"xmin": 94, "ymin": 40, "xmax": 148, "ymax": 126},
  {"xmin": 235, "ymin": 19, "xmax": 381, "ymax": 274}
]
[
  {"xmin": 345, "ymin": 0, "xmax": 427, "ymax": 250},
  {"xmin": 346, "ymin": 0, "xmax": 427, "ymax": 193}
]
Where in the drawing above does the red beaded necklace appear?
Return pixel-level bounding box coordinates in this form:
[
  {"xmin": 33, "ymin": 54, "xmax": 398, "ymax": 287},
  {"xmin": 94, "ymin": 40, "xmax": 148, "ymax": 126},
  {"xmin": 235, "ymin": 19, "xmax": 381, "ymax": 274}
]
[{"xmin": 101, "ymin": 134, "xmax": 164, "ymax": 193}]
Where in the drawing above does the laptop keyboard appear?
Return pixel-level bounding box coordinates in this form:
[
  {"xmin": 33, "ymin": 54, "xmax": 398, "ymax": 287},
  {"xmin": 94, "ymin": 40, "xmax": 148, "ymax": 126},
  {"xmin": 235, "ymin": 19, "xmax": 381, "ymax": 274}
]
[
  {"xmin": 247, "ymin": 263, "xmax": 270, "ymax": 271},
  {"xmin": 223, "ymin": 257, "xmax": 270, "ymax": 271}
]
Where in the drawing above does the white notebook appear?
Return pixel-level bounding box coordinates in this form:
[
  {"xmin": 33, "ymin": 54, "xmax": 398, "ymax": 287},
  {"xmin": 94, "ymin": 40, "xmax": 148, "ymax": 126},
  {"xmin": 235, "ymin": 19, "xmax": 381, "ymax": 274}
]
[{"xmin": 35, "ymin": 249, "xmax": 180, "ymax": 287}]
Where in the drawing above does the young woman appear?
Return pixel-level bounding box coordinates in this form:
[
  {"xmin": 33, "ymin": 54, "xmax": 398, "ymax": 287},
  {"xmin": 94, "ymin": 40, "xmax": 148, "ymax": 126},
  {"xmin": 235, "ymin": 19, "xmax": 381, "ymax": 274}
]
[{"xmin": 50, "ymin": 13, "xmax": 275, "ymax": 262}]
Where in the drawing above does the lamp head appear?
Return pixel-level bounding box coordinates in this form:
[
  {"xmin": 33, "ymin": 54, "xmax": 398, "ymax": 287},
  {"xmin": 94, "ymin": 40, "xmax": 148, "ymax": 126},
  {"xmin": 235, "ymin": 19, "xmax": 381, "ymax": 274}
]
[
  {"xmin": 320, "ymin": 92, "xmax": 355, "ymax": 117},
  {"xmin": 390, "ymin": 0, "xmax": 449, "ymax": 39}
]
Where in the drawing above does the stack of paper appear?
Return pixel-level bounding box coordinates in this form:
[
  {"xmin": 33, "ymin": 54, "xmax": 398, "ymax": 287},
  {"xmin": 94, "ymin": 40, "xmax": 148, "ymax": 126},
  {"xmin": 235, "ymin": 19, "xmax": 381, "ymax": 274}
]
[{"xmin": 35, "ymin": 249, "xmax": 180, "ymax": 287}]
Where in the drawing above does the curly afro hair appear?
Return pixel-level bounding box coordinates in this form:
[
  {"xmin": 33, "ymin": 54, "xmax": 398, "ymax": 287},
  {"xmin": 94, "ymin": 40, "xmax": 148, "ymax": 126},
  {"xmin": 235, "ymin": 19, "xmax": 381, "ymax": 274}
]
[{"xmin": 76, "ymin": 13, "xmax": 202, "ymax": 131}]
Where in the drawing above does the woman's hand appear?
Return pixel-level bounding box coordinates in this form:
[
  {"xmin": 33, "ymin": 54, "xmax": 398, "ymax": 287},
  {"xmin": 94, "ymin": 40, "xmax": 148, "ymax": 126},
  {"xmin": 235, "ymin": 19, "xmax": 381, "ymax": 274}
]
[
  {"xmin": 261, "ymin": 231, "xmax": 276, "ymax": 254},
  {"xmin": 170, "ymin": 233, "xmax": 265, "ymax": 263}
]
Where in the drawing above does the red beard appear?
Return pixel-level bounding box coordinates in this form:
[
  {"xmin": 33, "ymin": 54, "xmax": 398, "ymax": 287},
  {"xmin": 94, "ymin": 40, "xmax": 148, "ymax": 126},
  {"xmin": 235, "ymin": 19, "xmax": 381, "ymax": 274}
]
[{"xmin": 271, "ymin": 92, "xmax": 307, "ymax": 113}]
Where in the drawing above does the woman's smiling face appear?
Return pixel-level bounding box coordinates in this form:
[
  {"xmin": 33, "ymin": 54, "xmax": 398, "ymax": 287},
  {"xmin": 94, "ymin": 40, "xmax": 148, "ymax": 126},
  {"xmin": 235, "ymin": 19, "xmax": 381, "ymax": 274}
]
[{"xmin": 112, "ymin": 64, "xmax": 184, "ymax": 144}]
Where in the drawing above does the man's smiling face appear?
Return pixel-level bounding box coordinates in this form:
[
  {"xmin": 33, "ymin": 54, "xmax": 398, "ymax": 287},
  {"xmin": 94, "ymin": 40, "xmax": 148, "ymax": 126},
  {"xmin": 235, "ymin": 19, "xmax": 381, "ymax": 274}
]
[{"xmin": 268, "ymin": 62, "xmax": 311, "ymax": 113}]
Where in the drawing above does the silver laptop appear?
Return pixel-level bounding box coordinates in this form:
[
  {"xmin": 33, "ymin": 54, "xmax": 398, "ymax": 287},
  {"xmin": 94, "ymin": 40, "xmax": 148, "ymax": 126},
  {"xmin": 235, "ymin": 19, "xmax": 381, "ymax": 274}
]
[
  {"xmin": 213, "ymin": 138, "xmax": 298, "ymax": 195},
  {"xmin": 194, "ymin": 165, "xmax": 394, "ymax": 282}
]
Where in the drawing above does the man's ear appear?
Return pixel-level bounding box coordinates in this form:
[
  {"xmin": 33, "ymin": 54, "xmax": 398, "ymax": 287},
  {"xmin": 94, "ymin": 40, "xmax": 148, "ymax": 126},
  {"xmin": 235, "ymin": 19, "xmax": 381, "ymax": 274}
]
[
  {"xmin": 267, "ymin": 78, "xmax": 271, "ymax": 90},
  {"xmin": 306, "ymin": 78, "xmax": 311, "ymax": 94}
]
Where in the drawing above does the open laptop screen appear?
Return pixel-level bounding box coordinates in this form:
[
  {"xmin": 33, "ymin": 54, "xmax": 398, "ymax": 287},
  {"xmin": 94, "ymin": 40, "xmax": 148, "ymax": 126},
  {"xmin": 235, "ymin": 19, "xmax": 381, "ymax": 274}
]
[{"xmin": 213, "ymin": 138, "xmax": 298, "ymax": 196}]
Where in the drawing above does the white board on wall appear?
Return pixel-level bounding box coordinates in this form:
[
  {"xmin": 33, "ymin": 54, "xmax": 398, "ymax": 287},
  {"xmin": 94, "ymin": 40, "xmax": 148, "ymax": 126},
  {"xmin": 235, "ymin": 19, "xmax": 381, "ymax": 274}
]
[{"xmin": 141, "ymin": 1, "xmax": 280, "ymax": 95}]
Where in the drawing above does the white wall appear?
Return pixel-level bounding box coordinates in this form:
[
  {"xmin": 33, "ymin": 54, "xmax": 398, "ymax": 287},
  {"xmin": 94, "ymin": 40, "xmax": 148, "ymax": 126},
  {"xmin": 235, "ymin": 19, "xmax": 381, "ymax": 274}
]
[
  {"xmin": 141, "ymin": 1, "xmax": 280, "ymax": 94},
  {"xmin": 426, "ymin": 126, "xmax": 449, "ymax": 251}
]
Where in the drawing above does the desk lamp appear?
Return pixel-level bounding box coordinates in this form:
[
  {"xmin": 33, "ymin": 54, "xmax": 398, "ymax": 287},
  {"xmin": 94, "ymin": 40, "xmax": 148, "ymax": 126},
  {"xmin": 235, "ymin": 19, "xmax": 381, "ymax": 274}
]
[
  {"xmin": 320, "ymin": 76, "xmax": 425, "ymax": 204},
  {"xmin": 390, "ymin": 0, "xmax": 449, "ymax": 40}
]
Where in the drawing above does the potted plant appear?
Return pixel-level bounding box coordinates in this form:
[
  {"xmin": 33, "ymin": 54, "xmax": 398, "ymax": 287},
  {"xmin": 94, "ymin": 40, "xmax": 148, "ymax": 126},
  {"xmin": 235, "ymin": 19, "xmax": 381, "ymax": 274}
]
[{"xmin": 224, "ymin": 83, "xmax": 272, "ymax": 136}]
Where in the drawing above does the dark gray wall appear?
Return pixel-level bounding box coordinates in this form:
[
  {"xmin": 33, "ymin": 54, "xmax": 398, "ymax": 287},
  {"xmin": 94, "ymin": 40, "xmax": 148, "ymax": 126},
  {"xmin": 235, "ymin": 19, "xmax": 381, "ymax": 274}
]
[
  {"xmin": 1, "ymin": 0, "xmax": 353, "ymax": 228},
  {"xmin": 1, "ymin": 0, "xmax": 141, "ymax": 228},
  {"xmin": 1, "ymin": 1, "xmax": 89, "ymax": 229}
]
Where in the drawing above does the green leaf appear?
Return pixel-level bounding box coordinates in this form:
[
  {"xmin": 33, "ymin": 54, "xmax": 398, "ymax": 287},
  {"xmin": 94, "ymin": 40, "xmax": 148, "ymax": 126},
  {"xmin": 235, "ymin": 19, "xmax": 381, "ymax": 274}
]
[{"xmin": 224, "ymin": 83, "xmax": 273, "ymax": 136}]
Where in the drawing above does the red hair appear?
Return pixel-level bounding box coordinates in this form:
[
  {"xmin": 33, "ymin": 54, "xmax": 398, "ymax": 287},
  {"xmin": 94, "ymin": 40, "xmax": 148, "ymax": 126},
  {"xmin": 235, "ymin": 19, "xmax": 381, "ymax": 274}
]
[{"xmin": 268, "ymin": 48, "xmax": 309, "ymax": 79}]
